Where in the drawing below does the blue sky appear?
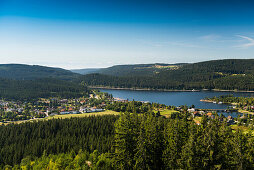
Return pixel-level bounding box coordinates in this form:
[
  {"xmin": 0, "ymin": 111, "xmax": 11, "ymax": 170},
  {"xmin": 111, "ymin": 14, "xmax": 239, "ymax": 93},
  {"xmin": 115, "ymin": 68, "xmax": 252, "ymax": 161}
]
[{"xmin": 0, "ymin": 0, "xmax": 254, "ymax": 69}]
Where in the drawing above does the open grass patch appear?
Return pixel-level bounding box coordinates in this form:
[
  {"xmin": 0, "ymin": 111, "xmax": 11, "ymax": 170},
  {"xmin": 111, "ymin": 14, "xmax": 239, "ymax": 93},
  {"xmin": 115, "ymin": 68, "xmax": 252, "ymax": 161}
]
[
  {"xmin": 46, "ymin": 110, "xmax": 119, "ymax": 120},
  {"xmin": 193, "ymin": 117, "xmax": 202, "ymax": 124},
  {"xmin": 154, "ymin": 109, "xmax": 179, "ymax": 118}
]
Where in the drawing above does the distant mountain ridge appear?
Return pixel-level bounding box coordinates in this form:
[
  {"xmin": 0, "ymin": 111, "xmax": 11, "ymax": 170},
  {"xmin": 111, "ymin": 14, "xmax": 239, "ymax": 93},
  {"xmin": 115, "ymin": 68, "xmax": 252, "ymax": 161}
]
[
  {"xmin": 94, "ymin": 63, "xmax": 188, "ymax": 77},
  {"xmin": 0, "ymin": 64, "xmax": 79, "ymax": 80},
  {"xmin": 70, "ymin": 63, "xmax": 188, "ymax": 76},
  {"xmin": 2, "ymin": 59, "xmax": 254, "ymax": 92}
]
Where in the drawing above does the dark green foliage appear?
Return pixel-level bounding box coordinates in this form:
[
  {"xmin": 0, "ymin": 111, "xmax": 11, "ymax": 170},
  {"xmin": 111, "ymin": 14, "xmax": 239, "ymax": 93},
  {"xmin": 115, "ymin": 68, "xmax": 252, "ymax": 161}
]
[
  {"xmin": 206, "ymin": 95, "xmax": 254, "ymax": 104},
  {"xmin": 0, "ymin": 78, "xmax": 90, "ymax": 100},
  {"xmin": 107, "ymin": 101, "xmax": 151, "ymax": 113},
  {"xmin": 113, "ymin": 112, "xmax": 254, "ymax": 169},
  {"xmin": 0, "ymin": 115, "xmax": 118, "ymax": 166},
  {"xmin": 3, "ymin": 112, "xmax": 254, "ymax": 169}
]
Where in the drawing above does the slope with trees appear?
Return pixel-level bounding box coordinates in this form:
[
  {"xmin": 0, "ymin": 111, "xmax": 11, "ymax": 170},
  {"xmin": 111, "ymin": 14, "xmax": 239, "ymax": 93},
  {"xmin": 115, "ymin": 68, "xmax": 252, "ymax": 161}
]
[
  {"xmin": 81, "ymin": 59, "xmax": 254, "ymax": 91},
  {"xmin": 6, "ymin": 112, "xmax": 254, "ymax": 169},
  {"xmin": 0, "ymin": 115, "xmax": 118, "ymax": 167},
  {"xmin": 0, "ymin": 78, "xmax": 90, "ymax": 100}
]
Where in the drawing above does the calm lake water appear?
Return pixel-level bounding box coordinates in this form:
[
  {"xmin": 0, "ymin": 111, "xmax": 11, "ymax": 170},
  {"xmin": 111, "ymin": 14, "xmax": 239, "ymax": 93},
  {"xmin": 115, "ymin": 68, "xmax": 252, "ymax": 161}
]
[{"xmin": 100, "ymin": 89, "xmax": 254, "ymax": 117}]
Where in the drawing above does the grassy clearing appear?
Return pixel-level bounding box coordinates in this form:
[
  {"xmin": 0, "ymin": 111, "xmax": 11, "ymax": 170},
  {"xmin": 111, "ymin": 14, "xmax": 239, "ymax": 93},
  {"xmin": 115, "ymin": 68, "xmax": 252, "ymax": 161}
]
[
  {"xmin": 45, "ymin": 110, "xmax": 119, "ymax": 120},
  {"xmin": 154, "ymin": 109, "xmax": 179, "ymax": 118},
  {"xmin": 231, "ymin": 124, "xmax": 254, "ymax": 136},
  {"xmin": 160, "ymin": 109, "xmax": 179, "ymax": 115},
  {"xmin": 1, "ymin": 119, "xmax": 36, "ymax": 125}
]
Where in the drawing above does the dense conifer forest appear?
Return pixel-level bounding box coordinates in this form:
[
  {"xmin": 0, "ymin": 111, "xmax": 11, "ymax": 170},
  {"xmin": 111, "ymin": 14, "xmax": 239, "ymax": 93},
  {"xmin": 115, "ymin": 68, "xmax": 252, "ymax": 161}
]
[
  {"xmin": 1, "ymin": 112, "xmax": 254, "ymax": 169},
  {"xmin": 81, "ymin": 59, "xmax": 254, "ymax": 91},
  {"xmin": 113, "ymin": 112, "xmax": 254, "ymax": 169},
  {"xmin": 0, "ymin": 115, "xmax": 118, "ymax": 167}
]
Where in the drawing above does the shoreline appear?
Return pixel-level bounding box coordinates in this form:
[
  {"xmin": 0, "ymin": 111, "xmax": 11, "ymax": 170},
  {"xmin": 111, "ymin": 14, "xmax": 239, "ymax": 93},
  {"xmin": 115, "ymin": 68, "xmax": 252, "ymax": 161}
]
[
  {"xmin": 200, "ymin": 99, "xmax": 254, "ymax": 115},
  {"xmin": 200, "ymin": 99, "xmax": 214, "ymax": 103},
  {"xmin": 89, "ymin": 86, "xmax": 200, "ymax": 92},
  {"xmin": 200, "ymin": 99, "xmax": 234, "ymax": 105},
  {"xmin": 238, "ymin": 109, "xmax": 254, "ymax": 115},
  {"xmin": 89, "ymin": 86, "xmax": 254, "ymax": 93}
]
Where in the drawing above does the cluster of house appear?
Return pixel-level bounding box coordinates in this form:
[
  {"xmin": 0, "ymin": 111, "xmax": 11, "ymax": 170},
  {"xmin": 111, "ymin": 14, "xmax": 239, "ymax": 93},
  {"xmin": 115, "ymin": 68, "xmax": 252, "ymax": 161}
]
[
  {"xmin": 47, "ymin": 101, "xmax": 105, "ymax": 116},
  {"xmin": 0, "ymin": 100, "xmax": 24, "ymax": 113},
  {"xmin": 187, "ymin": 108, "xmax": 243, "ymax": 125},
  {"xmin": 113, "ymin": 97, "xmax": 128, "ymax": 102},
  {"xmin": 79, "ymin": 106, "xmax": 104, "ymax": 113},
  {"xmin": 51, "ymin": 106, "xmax": 104, "ymax": 115},
  {"xmin": 0, "ymin": 95, "xmax": 107, "ymax": 119},
  {"xmin": 113, "ymin": 97, "xmax": 149, "ymax": 104}
]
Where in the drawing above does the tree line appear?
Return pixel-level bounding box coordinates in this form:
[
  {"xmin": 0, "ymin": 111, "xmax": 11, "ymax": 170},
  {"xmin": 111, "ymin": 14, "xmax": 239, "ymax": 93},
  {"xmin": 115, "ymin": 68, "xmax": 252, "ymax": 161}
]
[
  {"xmin": 82, "ymin": 73, "xmax": 254, "ymax": 91},
  {"xmin": 106, "ymin": 100, "xmax": 171, "ymax": 114}
]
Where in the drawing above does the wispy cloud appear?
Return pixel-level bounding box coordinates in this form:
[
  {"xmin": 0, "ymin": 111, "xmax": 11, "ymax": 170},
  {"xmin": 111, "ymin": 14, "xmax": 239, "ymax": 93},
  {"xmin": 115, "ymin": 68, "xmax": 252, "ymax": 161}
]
[
  {"xmin": 235, "ymin": 35, "xmax": 254, "ymax": 48},
  {"xmin": 137, "ymin": 39, "xmax": 202, "ymax": 48}
]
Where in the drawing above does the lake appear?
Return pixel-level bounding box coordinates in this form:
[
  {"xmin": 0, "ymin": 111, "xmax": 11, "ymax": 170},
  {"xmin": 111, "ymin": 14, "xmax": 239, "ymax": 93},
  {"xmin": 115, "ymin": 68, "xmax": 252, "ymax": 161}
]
[{"xmin": 100, "ymin": 89, "xmax": 254, "ymax": 117}]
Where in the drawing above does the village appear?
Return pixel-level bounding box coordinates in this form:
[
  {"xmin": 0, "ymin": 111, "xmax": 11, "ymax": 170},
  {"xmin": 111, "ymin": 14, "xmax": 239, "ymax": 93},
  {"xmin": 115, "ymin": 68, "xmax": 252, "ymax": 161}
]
[{"xmin": 0, "ymin": 92, "xmax": 113, "ymax": 123}]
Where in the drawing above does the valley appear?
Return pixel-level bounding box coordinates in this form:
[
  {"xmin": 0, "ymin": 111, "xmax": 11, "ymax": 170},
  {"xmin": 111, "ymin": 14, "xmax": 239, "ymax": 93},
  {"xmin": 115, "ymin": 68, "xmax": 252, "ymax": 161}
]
[{"xmin": 0, "ymin": 60, "xmax": 254, "ymax": 169}]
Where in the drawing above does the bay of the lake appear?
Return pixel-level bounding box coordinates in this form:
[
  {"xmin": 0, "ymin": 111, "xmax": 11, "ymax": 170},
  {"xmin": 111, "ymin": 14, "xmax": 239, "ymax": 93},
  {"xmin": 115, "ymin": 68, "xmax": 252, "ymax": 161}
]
[{"xmin": 100, "ymin": 89, "xmax": 254, "ymax": 116}]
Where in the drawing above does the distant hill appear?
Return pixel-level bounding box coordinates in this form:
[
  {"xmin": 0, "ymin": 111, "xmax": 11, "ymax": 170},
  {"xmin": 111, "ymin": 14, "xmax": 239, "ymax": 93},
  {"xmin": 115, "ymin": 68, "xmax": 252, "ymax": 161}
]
[
  {"xmin": 0, "ymin": 78, "xmax": 90, "ymax": 100},
  {"xmin": 96, "ymin": 63, "xmax": 187, "ymax": 77},
  {"xmin": 0, "ymin": 64, "xmax": 80, "ymax": 80},
  {"xmin": 71, "ymin": 68, "xmax": 101, "ymax": 75},
  {"xmin": 81, "ymin": 59, "xmax": 254, "ymax": 91}
]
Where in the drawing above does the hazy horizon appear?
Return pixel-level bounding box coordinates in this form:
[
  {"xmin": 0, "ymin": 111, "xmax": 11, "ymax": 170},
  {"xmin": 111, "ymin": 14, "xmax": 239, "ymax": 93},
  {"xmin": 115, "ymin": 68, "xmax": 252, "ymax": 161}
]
[
  {"xmin": 1, "ymin": 0, "xmax": 254, "ymax": 69},
  {"xmin": 1, "ymin": 58, "xmax": 254, "ymax": 70}
]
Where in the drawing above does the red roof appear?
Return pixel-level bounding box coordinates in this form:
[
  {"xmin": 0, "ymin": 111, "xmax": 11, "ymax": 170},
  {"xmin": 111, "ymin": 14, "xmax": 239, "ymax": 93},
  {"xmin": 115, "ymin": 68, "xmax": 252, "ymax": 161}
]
[{"xmin": 207, "ymin": 112, "xmax": 213, "ymax": 116}]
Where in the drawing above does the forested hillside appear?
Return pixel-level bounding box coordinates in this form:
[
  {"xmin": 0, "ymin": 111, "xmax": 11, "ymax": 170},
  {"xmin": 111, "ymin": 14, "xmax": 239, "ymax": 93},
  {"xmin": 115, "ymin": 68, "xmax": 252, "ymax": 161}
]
[
  {"xmin": 0, "ymin": 78, "xmax": 90, "ymax": 100},
  {"xmin": 82, "ymin": 59, "xmax": 254, "ymax": 91},
  {"xmin": 0, "ymin": 64, "xmax": 79, "ymax": 80},
  {"xmin": 96, "ymin": 63, "xmax": 185, "ymax": 77},
  {"xmin": 0, "ymin": 64, "xmax": 90, "ymax": 100}
]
